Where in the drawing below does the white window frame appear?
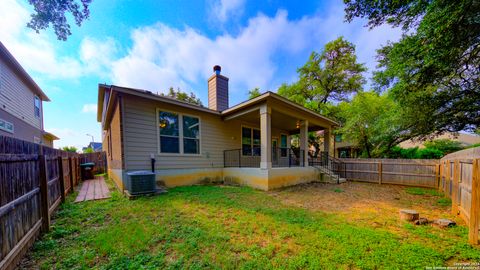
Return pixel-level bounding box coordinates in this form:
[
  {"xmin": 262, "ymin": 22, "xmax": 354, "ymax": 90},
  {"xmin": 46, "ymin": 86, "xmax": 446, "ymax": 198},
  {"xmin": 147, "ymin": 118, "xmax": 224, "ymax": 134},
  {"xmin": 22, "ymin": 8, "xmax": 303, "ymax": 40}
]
[
  {"xmin": 34, "ymin": 96, "xmax": 41, "ymax": 118},
  {"xmin": 0, "ymin": 118, "xmax": 14, "ymax": 134},
  {"xmin": 156, "ymin": 108, "xmax": 201, "ymax": 156},
  {"xmin": 241, "ymin": 125, "xmax": 261, "ymax": 157}
]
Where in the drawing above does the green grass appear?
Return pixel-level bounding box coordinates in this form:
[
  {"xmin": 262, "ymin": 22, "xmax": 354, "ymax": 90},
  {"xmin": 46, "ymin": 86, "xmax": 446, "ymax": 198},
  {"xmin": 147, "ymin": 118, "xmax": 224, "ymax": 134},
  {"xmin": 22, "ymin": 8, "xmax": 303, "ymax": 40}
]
[
  {"xmin": 437, "ymin": 197, "xmax": 452, "ymax": 207},
  {"xmin": 405, "ymin": 187, "xmax": 443, "ymax": 196},
  {"xmin": 28, "ymin": 179, "xmax": 480, "ymax": 269}
]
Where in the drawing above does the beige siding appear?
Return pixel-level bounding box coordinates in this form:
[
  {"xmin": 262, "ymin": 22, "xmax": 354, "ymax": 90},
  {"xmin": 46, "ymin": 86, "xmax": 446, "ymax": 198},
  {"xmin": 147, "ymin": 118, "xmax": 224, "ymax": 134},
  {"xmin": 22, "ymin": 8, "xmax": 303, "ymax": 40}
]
[
  {"xmin": 122, "ymin": 95, "xmax": 289, "ymax": 171},
  {"xmin": 0, "ymin": 57, "xmax": 42, "ymax": 130},
  {"xmin": 109, "ymin": 101, "xmax": 124, "ymax": 169}
]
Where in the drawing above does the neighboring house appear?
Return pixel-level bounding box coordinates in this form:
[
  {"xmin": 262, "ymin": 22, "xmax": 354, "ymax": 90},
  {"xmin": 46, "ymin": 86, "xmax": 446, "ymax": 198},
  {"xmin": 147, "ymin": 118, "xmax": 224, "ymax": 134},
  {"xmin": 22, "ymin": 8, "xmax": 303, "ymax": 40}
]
[
  {"xmin": 98, "ymin": 66, "xmax": 338, "ymax": 191},
  {"xmin": 399, "ymin": 132, "xmax": 480, "ymax": 149},
  {"xmin": 0, "ymin": 41, "xmax": 58, "ymax": 146},
  {"xmin": 334, "ymin": 134, "xmax": 359, "ymax": 158},
  {"xmin": 43, "ymin": 131, "xmax": 60, "ymax": 148},
  {"xmin": 334, "ymin": 132, "xmax": 480, "ymax": 158},
  {"xmin": 82, "ymin": 142, "xmax": 103, "ymax": 152}
]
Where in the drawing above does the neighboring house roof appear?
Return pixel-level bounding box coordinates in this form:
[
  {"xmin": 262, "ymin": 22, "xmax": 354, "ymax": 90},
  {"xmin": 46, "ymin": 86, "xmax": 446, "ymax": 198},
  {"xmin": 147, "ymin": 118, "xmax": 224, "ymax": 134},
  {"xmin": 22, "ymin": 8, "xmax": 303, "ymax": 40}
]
[
  {"xmin": 97, "ymin": 84, "xmax": 338, "ymax": 127},
  {"xmin": 399, "ymin": 132, "xmax": 480, "ymax": 148},
  {"xmin": 89, "ymin": 142, "xmax": 103, "ymax": 151},
  {"xmin": 0, "ymin": 41, "xmax": 50, "ymax": 101},
  {"xmin": 43, "ymin": 131, "xmax": 59, "ymax": 141}
]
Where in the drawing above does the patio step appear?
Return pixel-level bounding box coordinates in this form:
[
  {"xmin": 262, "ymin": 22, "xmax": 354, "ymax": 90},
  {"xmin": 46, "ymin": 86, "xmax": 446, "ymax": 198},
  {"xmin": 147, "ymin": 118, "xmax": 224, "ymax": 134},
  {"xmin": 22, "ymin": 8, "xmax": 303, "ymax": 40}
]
[{"xmin": 312, "ymin": 165, "xmax": 346, "ymax": 184}]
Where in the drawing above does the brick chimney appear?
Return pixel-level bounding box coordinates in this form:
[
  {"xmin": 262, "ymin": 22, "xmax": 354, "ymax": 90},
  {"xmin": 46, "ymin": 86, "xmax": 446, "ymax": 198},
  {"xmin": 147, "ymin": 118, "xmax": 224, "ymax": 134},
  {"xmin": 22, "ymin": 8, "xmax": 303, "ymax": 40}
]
[{"xmin": 208, "ymin": 65, "xmax": 229, "ymax": 111}]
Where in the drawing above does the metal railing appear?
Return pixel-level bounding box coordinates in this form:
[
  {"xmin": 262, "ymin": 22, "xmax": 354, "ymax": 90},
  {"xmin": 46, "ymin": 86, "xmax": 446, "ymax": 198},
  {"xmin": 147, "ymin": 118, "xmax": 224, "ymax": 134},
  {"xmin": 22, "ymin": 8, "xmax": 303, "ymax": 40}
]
[
  {"xmin": 309, "ymin": 152, "xmax": 346, "ymax": 183},
  {"xmin": 224, "ymin": 148, "xmax": 305, "ymax": 168}
]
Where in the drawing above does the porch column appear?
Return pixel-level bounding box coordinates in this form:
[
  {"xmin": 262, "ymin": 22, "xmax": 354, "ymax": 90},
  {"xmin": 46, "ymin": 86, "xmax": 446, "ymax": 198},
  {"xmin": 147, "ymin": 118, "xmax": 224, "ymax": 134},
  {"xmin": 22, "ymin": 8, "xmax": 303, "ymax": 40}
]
[
  {"xmin": 260, "ymin": 104, "xmax": 272, "ymax": 169},
  {"xmin": 324, "ymin": 127, "xmax": 334, "ymax": 156},
  {"xmin": 299, "ymin": 120, "xmax": 309, "ymax": 166}
]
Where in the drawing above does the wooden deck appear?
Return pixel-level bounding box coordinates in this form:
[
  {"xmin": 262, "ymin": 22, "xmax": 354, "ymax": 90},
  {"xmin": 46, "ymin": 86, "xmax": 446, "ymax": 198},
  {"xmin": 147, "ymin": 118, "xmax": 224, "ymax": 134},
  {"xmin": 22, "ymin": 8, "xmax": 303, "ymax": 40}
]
[{"xmin": 75, "ymin": 176, "xmax": 111, "ymax": 202}]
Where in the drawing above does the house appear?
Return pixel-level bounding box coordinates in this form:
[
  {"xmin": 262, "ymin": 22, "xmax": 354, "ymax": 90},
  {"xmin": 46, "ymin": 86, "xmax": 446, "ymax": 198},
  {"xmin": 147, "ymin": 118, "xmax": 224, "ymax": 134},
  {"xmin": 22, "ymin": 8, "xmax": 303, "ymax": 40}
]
[
  {"xmin": 333, "ymin": 134, "xmax": 359, "ymax": 158},
  {"xmin": 334, "ymin": 132, "xmax": 480, "ymax": 158},
  {"xmin": 83, "ymin": 142, "xmax": 103, "ymax": 152},
  {"xmin": 0, "ymin": 41, "xmax": 58, "ymax": 146},
  {"xmin": 98, "ymin": 66, "xmax": 338, "ymax": 191}
]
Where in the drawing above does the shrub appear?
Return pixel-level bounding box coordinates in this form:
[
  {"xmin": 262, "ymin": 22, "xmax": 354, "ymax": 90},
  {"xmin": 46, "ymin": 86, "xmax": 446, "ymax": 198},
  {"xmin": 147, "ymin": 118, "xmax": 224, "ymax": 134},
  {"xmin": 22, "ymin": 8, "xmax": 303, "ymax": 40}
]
[
  {"xmin": 416, "ymin": 148, "xmax": 444, "ymax": 159},
  {"xmin": 423, "ymin": 139, "xmax": 464, "ymax": 155}
]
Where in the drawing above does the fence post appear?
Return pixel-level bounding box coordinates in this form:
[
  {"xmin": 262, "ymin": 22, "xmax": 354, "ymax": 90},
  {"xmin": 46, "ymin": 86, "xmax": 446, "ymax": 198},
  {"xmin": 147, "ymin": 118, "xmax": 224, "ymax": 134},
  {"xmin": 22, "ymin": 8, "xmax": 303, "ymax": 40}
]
[
  {"xmin": 378, "ymin": 161, "xmax": 383, "ymax": 184},
  {"xmin": 38, "ymin": 154, "xmax": 50, "ymax": 232},
  {"xmin": 435, "ymin": 164, "xmax": 440, "ymax": 189},
  {"xmin": 57, "ymin": 156, "xmax": 66, "ymax": 203},
  {"xmin": 469, "ymin": 159, "xmax": 480, "ymax": 245},
  {"xmin": 451, "ymin": 160, "xmax": 459, "ymax": 216},
  {"xmin": 446, "ymin": 160, "xmax": 451, "ymax": 195},
  {"xmin": 68, "ymin": 157, "xmax": 74, "ymax": 190}
]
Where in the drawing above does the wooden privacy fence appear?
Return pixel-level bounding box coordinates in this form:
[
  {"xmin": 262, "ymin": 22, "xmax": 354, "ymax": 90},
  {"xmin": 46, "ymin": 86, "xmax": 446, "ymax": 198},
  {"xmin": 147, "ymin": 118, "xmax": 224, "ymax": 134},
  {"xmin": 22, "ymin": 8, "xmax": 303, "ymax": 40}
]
[
  {"xmin": 0, "ymin": 136, "xmax": 106, "ymax": 270},
  {"xmin": 339, "ymin": 158, "xmax": 439, "ymax": 188},
  {"xmin": 79, "ymin": 152, "xmax": 107, "ymax": 174},
  {"xmin": 438, "ymin": 147, "xmax": 480, "ymax": 245}
]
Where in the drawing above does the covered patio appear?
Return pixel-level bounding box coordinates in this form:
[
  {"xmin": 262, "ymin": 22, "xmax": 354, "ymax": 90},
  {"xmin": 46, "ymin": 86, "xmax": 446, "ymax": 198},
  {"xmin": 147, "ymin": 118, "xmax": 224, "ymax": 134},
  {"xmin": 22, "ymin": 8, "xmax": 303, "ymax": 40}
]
[{"xmin": 221, "ymin": 92, "xmax": 337, "ymax": 170}]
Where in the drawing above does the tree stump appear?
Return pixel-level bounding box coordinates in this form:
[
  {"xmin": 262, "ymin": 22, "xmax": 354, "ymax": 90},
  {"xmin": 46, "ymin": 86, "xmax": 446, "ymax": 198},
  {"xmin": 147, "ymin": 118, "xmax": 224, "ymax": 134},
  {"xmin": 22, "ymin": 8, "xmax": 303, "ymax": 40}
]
[{"xmin": 399, "ymin": 209, "xmax": 419, "ymax": 221}]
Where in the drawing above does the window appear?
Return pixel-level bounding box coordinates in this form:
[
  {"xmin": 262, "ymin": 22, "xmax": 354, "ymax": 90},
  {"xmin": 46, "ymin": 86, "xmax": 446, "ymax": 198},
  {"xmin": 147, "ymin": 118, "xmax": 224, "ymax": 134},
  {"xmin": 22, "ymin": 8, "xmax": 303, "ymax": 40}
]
[
  {"xmin": 280, "ymin": 134, "xmax": 288, "ymax": 157},
  {"xmin": 242, "ymin": 127, "xmax": 261, "ymax": 156},
  {"xmin": 158, "ymin": 110, "xmax": 201, "ymax": 154},
  {"xmin": 0, "ymin": 119, "xmax": 14, "ymax": 133},
  {"xmin": 34, "ymin": 96, "xmax": 41, "ymax": 118},
  {"xmin": 183, "ymin": 115, "xmax": 200, "ymax": 154},
  {"xmin": 159, "ymin": 111, "xmax": 180, "ymax": 153},
  {"xmin": 335, "ymin": 134, "xmax": 342, "ymax": 142}
]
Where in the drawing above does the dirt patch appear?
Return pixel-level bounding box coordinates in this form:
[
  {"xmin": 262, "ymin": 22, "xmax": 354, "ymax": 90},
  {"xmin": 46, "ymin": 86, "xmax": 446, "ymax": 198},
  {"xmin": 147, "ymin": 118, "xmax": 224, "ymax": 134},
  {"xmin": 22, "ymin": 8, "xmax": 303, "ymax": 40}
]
[{"xmin": 268, "ymin": 182, "xmax": 462, "ymax": 226}]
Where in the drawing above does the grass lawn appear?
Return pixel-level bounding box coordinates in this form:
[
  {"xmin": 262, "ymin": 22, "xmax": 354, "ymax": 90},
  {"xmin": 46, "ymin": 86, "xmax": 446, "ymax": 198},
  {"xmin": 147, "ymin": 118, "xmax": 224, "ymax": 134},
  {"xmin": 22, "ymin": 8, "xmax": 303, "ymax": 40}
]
[{"xmin": 22, "ymin": 179, "xmax": 480, "ymax": 269}]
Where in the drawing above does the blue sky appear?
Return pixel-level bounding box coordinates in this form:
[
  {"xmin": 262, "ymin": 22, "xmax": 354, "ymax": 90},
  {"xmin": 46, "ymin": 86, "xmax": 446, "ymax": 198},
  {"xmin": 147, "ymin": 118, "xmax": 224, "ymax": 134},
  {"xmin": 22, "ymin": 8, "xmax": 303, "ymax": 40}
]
[{"xmin": 0, "ymin": 0, "xmax": 401, "ymax": 149}]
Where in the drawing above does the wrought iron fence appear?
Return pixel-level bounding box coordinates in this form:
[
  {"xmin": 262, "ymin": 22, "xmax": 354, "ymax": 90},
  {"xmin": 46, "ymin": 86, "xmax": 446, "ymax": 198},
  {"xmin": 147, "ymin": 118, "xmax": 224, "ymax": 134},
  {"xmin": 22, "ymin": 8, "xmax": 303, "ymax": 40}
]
[
  {"xmin": 224, "ymin": 148, "xmax": 305, "ymax": 168},
  {"xmin": 309, "ymin": 151, "xmax": 346, "ymax": 180}
]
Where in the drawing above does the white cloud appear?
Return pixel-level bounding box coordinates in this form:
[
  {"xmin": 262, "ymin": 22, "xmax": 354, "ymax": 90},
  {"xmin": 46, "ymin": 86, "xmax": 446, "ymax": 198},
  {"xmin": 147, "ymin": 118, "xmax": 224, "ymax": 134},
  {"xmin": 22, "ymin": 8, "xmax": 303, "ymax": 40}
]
[
  {"xmin": 108, "ymin": 7, "xmax": 402, "ymax": 97},
  {"xmin": 111, "ymin": 11, "xmax": 324, "ymax": 95},
  {"xmin": 0, "ymin": 0, "xmax": 83, "ymax": 78},
  {"xmin": 82, "ymin": 104, "xmax": 98, "ymax": 113},
  {"xmin": 210, "ymin": 0, "xmax": 246, "ymax": 23},
  {"xmin": 80, "ymin": 37, "xmax": 118, "ymax": 75},
  {"xmin": 0, "ymin": 0, "xmax": 117, "ymax": 81}
]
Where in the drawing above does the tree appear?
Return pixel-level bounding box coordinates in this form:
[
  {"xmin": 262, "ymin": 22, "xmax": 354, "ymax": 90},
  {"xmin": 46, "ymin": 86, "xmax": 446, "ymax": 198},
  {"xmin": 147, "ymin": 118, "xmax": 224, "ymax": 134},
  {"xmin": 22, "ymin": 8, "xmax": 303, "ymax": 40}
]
[
  {"xmin": 83, "ymin": 147, "xmax": 94, "ymax": 153},
  {"xmin": 337, "ymin": 92, "xmax": 404, "ymax": 157},
  {"xmin": 345, "ymin": 0, "xmax": 480, "ymax": 137},
  {"xmin": 62, "ymin": 146, "xmax": 78, "ymax": 153},
  {"xmin": 162, "ymin": 87, "xmax": 203, "ymax": 106},
  {"xmin": 248, "ymin": 87, "xmax": 261, "ymax": 99},
  {"xmin": 27, "ymin": 0, "xmax": 93, "ymax": 41},
  {"xmin": 278, "ymin": 37, "xmax": 366, "ymax": 115}
]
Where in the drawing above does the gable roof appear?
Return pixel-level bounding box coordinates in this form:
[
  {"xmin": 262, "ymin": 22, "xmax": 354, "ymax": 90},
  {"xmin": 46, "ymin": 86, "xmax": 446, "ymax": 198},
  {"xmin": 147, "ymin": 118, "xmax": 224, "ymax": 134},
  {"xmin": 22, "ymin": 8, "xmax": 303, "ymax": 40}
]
[
  {"xmin": 222, "ymin": 91, "xmax": 339, "ymax": 126},
  {"xmin": 0, "ymin": 41, "xmax": 50, "ymax": 101},
  {"xmin": 97, "ymin": 84, "xmax": 338, "ymax": 127}
]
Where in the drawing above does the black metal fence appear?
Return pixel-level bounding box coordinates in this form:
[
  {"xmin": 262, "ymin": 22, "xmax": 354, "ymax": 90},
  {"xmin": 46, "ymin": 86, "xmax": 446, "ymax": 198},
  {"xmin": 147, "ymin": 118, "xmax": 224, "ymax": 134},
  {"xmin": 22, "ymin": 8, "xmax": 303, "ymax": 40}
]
[{"xmin": 224, "ymin": 148, "xmax": 305, "ymax": 168}]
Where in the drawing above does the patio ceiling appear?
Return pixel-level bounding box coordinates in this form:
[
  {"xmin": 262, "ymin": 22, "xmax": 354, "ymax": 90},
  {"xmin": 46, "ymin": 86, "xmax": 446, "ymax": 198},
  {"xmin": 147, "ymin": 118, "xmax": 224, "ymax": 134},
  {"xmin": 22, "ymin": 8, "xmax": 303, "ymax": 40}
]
[{"xmin": 224, "ymin": 107, "xmax": 326, "ymax": 134}]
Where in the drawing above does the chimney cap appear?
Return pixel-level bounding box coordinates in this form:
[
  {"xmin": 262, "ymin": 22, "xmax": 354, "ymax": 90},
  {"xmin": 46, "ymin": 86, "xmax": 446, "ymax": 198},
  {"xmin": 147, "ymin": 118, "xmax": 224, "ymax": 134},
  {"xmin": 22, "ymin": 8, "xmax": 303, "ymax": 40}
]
[{"xmin": 213, "ymin": 65, "xmax": 221, "ymax": 74}]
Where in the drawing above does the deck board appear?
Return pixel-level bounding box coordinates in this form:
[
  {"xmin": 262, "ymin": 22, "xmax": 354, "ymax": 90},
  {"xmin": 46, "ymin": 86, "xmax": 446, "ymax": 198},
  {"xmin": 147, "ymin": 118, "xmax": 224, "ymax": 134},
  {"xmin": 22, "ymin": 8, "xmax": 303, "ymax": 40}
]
[{"xmin": 75, "ymin": 176, "xmax": 111, "ymax": 202}]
